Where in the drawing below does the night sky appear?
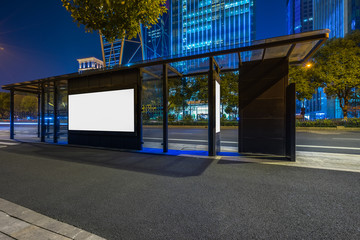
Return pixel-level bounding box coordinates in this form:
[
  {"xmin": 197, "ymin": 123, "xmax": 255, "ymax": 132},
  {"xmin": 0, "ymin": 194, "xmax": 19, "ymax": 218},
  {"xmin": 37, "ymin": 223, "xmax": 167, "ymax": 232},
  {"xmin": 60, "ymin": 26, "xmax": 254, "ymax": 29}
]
[{"xmin": 0, "ymin": 0, "xmax": 286, "ymax": 88}]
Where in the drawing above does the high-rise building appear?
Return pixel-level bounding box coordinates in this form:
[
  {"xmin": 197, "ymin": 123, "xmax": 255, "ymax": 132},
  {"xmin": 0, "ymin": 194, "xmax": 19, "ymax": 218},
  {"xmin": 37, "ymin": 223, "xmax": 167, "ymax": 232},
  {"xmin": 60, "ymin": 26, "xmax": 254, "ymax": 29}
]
[
  {"xmin": 287, "ymin": 0, "xmax": 313, "ymax": 35},
  {"xmin": 102, "ymin": 0, "xmax": 256, "ymax": 68},
  {"xmin": 348, "ymin": 0, "xmax": 360, "ymax": 31},
  {"xmin": 313, "ymin": 0, "xmax": 348, "ymax": 38},
  {"xmin": 172, "ymin": 0, "xmax": 255, "ymax": 56},
  {"xmin": 288, "ymin": 0, "xmax": 360, "ymax": 119},
  {"xmin": 143, "ymin": 0, "xmax": 172, "ymax": 59}
]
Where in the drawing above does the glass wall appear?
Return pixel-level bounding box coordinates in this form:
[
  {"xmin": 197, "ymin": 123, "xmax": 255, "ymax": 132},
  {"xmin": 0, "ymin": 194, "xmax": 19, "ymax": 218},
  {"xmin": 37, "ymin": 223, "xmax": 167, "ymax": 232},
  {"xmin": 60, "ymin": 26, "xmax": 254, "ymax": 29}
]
[
  {"xmin": 13, "ymin": 92, "xmax": 39, "ymax": 142},
  {"xmin": 168, "ymin": 75, "xmax": 209, "ymax": 154},
  {"xmin": 141, "ymin": 66, "xmax": 164, "ymax": 150},
  {"xmin": 57, "ymin": 80, "xmax": 68, "ymax": 144}
]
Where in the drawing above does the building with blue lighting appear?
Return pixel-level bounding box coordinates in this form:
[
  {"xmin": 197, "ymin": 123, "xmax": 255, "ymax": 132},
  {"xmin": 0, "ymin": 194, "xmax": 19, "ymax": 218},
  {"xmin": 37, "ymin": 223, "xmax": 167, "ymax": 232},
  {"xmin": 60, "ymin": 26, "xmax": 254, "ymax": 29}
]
[
  {"xmin": 102, "ymin": 0, "xmax": 256, "ymax": 68},
  {"xmin": 287, "ymin": 0, "xmax": 313, "ymax": 35},
  {"xmin": 288, "ymin": 0, "xmax": 360, "ymax": 119},
  {"xmin": 313, "ymin": 0, "xmax": 360, "ymax": 37},
  {"xmin": 172, "ymin": 0, "xmax": 255, "ymax": 55},
  {"xmin": 313, "ymin": 0, "xmax": 348, "ymax": 38}
]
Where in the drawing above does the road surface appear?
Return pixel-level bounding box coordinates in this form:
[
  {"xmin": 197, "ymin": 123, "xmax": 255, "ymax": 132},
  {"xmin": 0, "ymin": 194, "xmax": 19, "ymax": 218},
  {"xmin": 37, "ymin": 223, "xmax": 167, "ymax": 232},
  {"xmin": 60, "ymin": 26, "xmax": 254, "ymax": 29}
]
[{"xmin": 1, "ymin": 123, "xmax": 360, "ymax": 154}]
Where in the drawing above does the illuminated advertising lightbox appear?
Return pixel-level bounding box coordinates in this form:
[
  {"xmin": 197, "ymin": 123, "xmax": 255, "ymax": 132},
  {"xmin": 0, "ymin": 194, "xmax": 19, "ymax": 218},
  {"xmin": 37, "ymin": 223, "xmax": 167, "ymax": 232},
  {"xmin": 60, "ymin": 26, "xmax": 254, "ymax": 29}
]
[
  {"xmin": 216, "ymin": 81, "xmax": 220, "ymax": 133},
  {"xmin": 68, "ymin": 89, "xmax": 135, "ymax": 132}
]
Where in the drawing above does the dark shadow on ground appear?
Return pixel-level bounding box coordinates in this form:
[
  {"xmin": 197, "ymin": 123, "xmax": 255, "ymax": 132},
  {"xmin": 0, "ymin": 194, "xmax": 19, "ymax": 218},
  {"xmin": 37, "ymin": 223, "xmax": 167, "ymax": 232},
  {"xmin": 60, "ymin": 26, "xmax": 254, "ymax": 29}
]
[{"xmin": 2, "ymin": 142, "xmax": 213, "ymax": 177}]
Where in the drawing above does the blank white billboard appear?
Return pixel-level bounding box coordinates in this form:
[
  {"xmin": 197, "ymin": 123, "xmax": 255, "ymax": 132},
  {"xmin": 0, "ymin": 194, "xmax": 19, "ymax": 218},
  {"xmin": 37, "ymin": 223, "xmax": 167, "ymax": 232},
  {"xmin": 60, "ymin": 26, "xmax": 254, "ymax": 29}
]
[
  {"xmin": 68, "ymin": 89, "xmax": 135, "ymax": 132},
  {"xmin": 216, "ymin": 81, "xmax": 221, "ymax": 133}
]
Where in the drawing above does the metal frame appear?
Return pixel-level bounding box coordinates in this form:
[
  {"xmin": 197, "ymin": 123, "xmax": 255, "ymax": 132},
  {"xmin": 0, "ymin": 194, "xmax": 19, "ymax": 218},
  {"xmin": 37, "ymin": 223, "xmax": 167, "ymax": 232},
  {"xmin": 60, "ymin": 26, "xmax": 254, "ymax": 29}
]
[
  {"xmin": 3, "ymin": 30, "xmax": 329, "ymax": 93},
  {"xmin": 2, "ymin": 30, "xmax": 329, "ymax": 159}
]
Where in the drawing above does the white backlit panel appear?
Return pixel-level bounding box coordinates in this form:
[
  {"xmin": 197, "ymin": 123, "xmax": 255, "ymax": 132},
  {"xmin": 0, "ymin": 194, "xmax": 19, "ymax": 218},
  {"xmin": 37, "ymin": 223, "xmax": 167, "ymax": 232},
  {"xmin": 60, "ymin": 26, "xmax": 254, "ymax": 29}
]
[
  {"xmin": 69, "ymin": 89, "xmax": 135, "ymax": 132},
  {"xmin": 216, "ymin": 81, "xmax": 220, "ymax": 133}
]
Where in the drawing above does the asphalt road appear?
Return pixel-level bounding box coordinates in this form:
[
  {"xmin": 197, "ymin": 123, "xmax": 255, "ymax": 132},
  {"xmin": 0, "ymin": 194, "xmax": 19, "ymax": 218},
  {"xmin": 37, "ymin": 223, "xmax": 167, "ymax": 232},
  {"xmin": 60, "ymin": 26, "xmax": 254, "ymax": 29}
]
[
  {"xmin": 143, "ymin": 127, "xmax": 360, "ymax": 155},
  {"xmin": 1, "ymin": 123, "xmax": 360, "ymax": 154},
  {"xmin": 0, "ymin": 143, "xmax": 359, "ymax": 239}
]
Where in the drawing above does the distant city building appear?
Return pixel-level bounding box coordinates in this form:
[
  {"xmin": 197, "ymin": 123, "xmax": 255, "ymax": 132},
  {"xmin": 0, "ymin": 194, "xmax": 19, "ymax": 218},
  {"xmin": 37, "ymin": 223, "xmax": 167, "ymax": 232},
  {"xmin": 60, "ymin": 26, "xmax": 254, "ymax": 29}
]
[
  {"xmin": 171, "ymin": 0, "xmax": 256, "ymax": 73},
  {"xmin": 313, "ymin": 0, "xmax": 360, "ymax": 38},
  {"xmin": 288, "ymin": 0, "xmax": 360, "ymax": 119},
  {"xmin": 142, "ymin": 0, "xmax": 172, "ymax": 59},
  {"xmin": 172, "ymin": 0, "xmax": 255, "ymax": 55},
  {"xmin": 101, "ymin": 0, "xmax": 256, "ymax": 69},
  {"xmin": 313, "ymin": 0, "xmax": 348, "ymax": 38},
  {"xmin": 77, "ymin": 57, "xmax": 104, "ymax": 73},
  {"xmin": 287, "ymin": 0, "xmax": 313, "ymax": 35},
  {"xmin": 348, "ymin": 0, "xmax": 360, "ymax": 32}
]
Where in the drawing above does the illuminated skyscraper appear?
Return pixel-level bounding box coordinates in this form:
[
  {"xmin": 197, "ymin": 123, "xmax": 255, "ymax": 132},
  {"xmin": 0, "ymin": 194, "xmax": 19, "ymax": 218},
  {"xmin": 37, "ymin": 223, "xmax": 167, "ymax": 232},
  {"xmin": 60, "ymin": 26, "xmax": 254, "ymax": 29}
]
[
  {"xmin": 347, "ymin": 0, "xmax": 360, "ymax": 31},
  {"xmin": 287, "ymin": 0, "xmax": 313, "ymax": 34},
  {"xmin": 143, "ymin": 0, "xmax": 172, "ymax": 59},
  {"xmin": 313, "ymin": 0, "xmax": 348, "ymax": 38},
  {"xmin": 172, "ymin": 0, "xmax": 255, "ymax": 56},
  {"xmin": 102, "ymin": 0, "xmax": 256, "ymax": 67}
]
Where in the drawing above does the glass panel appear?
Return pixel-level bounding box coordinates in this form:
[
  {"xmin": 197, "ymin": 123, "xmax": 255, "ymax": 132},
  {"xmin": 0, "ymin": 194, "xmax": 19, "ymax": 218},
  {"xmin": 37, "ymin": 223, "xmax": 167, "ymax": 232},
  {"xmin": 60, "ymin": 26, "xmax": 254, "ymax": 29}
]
[
  {"xmin": 214, "ymin": 53, "xmax": 239, "ymax": 70},
  {"xmin": 13, "ymin": 92, "xmax": 39, "ymax": 142},
  {"xmin": 220, "ymin": 72, "xmax": 238, "ymax": 153},
  {"xmin": 289, "ymin": 40, "xmax": 319, "ymax": 63},
  {"xmin": 171, "ymin": 58, "xmax": 210, "ymax": 75},
  {"xmin": 259, "ymin": 29, "xmax": 329, "ymax": 43},
  {"xmin": 44, "ymin": 82, "xmax": 54, "ymax": 143},
  {"xmin": 168, "ymin": 75, "xmax": 208, "ymax": 155},
  {"xmin": 57, "ymin": 80, "xmax": 68, "ymax": 144},
  {"xmin": 264, "ymin": 45, "xmax": 291, "ymax": 59},
  {"xmin": 241, "ymin": 49, "xmax": 264, "ymax": 62},
  {"xmin": 142, "ymin": 67, "xmax": 163, "ymax": 150}
]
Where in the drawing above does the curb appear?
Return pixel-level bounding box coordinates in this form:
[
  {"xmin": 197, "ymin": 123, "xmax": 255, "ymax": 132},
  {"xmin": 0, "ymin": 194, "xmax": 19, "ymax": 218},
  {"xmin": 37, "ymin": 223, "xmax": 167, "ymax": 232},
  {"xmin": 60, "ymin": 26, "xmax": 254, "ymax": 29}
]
[{"xmin": 0, "ymin": 198, "xmax": 105, "ymax": 240}]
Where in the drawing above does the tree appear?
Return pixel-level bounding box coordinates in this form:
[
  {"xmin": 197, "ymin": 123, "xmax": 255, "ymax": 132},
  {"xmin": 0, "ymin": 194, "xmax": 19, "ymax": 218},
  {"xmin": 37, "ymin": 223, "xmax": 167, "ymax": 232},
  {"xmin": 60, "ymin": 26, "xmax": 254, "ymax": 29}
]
[
  {"xmin": 314, "ymin": 31, "xmax": 360, "ymax": 120},
  {"xmin": 61, "ymin": 0, "xmax": 167, "ymax": 42},
  {"xmin": 289, "ymin": 64, "xmax": 317, "ymax": 102},
  {"xmin": 20, "ymin": 96, "xmax": 38, "ymax": 119},
  {"xmin": 0, "ymin": 92, "xmax": 10, "ymax": 119},
  {"xmin": 220, "ymin": 72, "xmax": 238, "ymax": 118}
]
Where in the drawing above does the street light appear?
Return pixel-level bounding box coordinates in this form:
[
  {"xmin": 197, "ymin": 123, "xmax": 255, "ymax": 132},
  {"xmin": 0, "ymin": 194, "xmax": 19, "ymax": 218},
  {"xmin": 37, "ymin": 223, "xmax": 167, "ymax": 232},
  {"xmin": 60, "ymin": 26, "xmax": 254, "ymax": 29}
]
[{"xmin": 305, "ymin": 62, "xmax": 312, "ymax": 68}]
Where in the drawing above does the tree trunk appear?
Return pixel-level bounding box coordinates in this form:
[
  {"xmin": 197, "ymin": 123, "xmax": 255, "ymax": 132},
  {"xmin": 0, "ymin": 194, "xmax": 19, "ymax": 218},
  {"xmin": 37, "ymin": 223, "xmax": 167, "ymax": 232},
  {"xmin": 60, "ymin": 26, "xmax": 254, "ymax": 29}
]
[
  {"xmin": 339, "ymin": 97, "xmax": 349, "ymax": 121},
  {"xmin": 343, "ymin": 98, "xmax": 349, "ymax": 121}
]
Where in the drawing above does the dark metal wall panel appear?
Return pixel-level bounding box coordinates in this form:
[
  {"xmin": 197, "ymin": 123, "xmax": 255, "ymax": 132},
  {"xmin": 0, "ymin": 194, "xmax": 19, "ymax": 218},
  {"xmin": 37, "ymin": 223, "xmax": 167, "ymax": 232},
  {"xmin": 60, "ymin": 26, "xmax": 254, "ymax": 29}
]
[
  {"xmin": 68, "ymin": 68, "xmax": 142, "ymax": 150},
  {"xmin": 239, "ymin": 58, "xmax": 290, "ymax": 157},
  {"xmin": 286, "ymin": 83, "xmax": 296, "ymax": 161}
]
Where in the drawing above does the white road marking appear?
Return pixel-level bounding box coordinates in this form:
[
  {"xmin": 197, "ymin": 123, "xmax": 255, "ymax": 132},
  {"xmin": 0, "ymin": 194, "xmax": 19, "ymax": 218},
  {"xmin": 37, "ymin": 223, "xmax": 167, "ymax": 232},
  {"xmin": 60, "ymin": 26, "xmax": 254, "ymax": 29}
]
[
  {"xmin": 144, "ymin": 137, "xmax": 208, "ymax": 143},
  {"xmin": 144, "ymin": 137, "xmax": 360, "ymax": 151},
  {"xmin": 332, "ymin": 138, "xmax": 360, "ymax": 141},
  {"xmin": 144, "ymin": 137, "xmax": 238, "ymax": 144},
  {"xmin": 297, "ymin": 145, "xmax": 360, "ymax": 151},
  {"xmin": 0, "ymin": 141, "xmax": 19, "ymax": 146}
]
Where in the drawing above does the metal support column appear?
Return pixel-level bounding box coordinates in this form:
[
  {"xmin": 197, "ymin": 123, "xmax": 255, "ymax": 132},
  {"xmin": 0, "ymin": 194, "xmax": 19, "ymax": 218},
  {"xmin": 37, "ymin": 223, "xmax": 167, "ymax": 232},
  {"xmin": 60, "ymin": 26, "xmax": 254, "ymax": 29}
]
[
  {"xmin": 37, "ymin": 93, "xmax": 40, "ymax": 138},
  {"xmin": 237, "ymin": 52, "xmax": 243, "ymax": 153},
  {"xmin": 53, "ymin": 82, "xmax": 58, "ymax": 143},
  {"xmin": 10, "ymin": 89, "xmax": 14, "ymax": 139},
  {"xmin": 162, "ymin": 64, "xmax": 168, "ymax": 152},
  {"xmin": 286, "ymin": 83, "xmax": 296, "ymax": 161},
  {"xmin": 40, "ymin": 83, "xmax": 46, "ymax": 142},
  {"xmin": 208, "ymin": 57, "xmax": 216, "ymax": 156}
]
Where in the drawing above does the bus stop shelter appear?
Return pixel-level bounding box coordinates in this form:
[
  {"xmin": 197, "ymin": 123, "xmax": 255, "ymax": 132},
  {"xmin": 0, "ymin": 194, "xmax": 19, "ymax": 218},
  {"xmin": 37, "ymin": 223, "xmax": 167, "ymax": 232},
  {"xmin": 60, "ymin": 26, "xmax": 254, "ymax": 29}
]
[{"xmin": 2, "ymin": 30, "xmax": 329, "ymax": 161}]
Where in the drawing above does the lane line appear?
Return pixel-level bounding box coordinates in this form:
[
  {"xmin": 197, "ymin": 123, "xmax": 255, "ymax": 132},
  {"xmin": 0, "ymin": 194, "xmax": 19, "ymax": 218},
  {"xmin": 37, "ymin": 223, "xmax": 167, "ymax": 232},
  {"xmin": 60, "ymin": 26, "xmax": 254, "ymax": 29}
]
[
  {"xmin": 297, "ymin": 145, "xmax": 360, "ymax": 151},
  {"xmin": 144, "ymin": 137, "xmax": 238, "ymax": 144},
  {"xmin": 332, "ymin": 138, "xmax": 360, "ymax": 141},
  {"xmin": 144, "ymin": 137, "xmax": 360, "ymax": 150},
  {"xmin": 0, "ymin": 141, "xmax": 19, "ymax": 146},
  {"xmin": 144, "ymin": 137, "xmax": 208, "ymax": 143}
]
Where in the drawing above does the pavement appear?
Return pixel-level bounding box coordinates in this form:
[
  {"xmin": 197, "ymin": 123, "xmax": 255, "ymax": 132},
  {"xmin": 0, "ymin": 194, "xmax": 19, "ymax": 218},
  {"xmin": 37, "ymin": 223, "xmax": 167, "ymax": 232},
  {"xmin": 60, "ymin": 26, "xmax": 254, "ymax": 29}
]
[
  {"xmin": 0, "ymin": 198, "xmax": 105, "ymax": 240},
  {"xmin": 0, "ymin": 130, "xmax": 360, "ymax": 239}
]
